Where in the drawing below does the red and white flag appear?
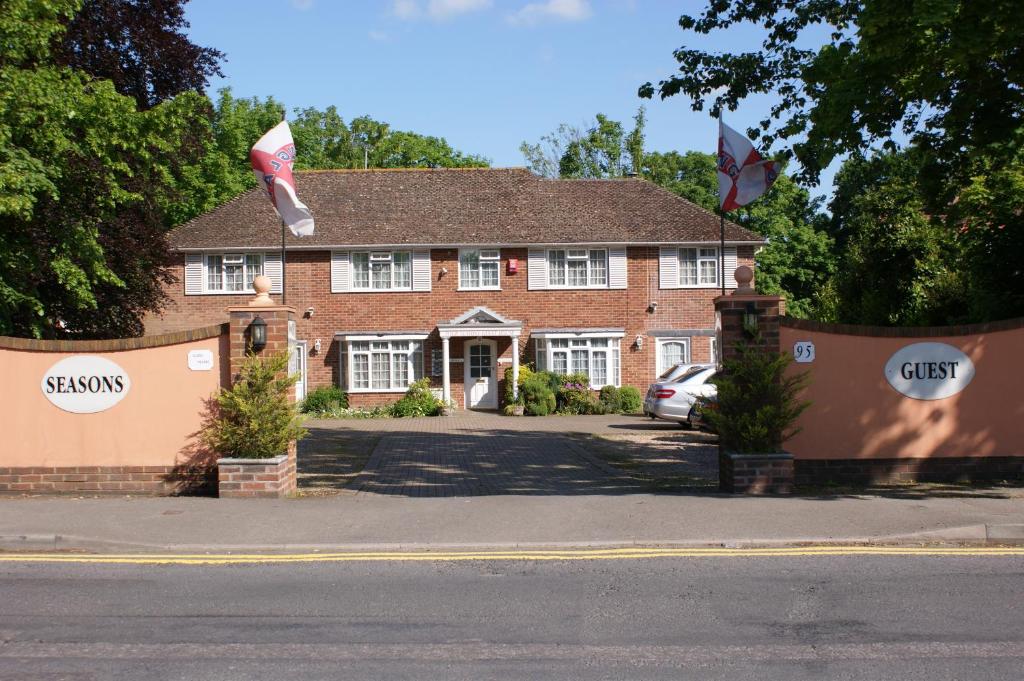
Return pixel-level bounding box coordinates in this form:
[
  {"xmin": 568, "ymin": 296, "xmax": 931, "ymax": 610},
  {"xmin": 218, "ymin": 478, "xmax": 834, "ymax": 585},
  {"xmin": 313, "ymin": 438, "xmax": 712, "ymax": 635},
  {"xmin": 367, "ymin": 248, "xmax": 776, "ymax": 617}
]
[
  {"xmin": 250, "ymin": 121, "xmax": 314, "ymax": 236},
  {"xmin": 717, "ymin": 121, "xmax": 781, "ymax": 211}
]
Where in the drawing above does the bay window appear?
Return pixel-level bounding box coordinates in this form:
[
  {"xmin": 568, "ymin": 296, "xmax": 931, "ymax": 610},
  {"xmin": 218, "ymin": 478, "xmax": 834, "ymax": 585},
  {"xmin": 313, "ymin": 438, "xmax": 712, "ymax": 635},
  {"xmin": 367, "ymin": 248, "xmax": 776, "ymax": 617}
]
[
  {"xmin": 534, "ymin": 335, "xmax": 621, "ymax": 388},
  {"xmin": 346, "ymin": 339, "xmax": 424, "ymax": 391}
]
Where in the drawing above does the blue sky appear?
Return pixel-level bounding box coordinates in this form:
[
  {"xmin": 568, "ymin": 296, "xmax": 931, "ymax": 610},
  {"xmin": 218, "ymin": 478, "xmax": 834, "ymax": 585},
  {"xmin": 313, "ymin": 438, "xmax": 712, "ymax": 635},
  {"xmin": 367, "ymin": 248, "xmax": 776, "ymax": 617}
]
[{"xmin": 185, "ymin": 0, "xmax": 835, "ymax": 196}]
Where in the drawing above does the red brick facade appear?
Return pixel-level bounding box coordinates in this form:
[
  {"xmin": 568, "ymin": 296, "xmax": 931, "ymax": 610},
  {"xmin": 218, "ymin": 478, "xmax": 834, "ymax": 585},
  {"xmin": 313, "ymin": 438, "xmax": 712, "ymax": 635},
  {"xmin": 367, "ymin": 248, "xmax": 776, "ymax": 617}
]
[{"xmin": 146, "ymin": 246, "xmax": 756, "ymax": 407}]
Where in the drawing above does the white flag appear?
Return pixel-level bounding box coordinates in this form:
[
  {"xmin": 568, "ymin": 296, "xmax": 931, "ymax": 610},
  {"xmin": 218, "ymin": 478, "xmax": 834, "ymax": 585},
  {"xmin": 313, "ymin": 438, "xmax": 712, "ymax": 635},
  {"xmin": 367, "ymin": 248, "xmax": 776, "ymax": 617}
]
[
  {"xmin": 250, "ymin": 121, "xmax": 315, "ymax": 236},
  {"xmin": 717, "ymin": 121, "xmax": 781, "ymax": 211}
]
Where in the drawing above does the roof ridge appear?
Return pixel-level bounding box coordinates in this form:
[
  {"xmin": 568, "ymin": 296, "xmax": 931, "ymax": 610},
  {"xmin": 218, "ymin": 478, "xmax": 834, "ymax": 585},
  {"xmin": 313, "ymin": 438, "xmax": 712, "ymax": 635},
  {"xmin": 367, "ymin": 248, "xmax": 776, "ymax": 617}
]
[{"xmin": 294, "ymin": 166, "xmax": 529, "ymax": 175}]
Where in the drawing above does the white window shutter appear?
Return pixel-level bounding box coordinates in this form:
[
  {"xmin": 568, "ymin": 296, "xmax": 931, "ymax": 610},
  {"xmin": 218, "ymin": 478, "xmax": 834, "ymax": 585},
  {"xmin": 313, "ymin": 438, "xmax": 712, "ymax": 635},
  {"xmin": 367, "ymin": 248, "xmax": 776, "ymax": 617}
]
[
  {"xmin": 412, "ymin": 250, "xmax": 432, "ymax": 291},
  {"xmin": 608, "ymin": 248, "xmax": 627, "ymax": 289},
  {"xmin": 184, "ymin": 254, "xmax": 203, "ymax": 295},
  {"xmin": 264, "ymin": 251, "xmax": 283, "ymax": 293},
  {"xmin": 659, "ymin": 247, "xmax": 679, "ymax": 289},
  {"xmin": 528, "ymin": 249, "xmax": 547, "ymax": 290},
  {"xmin": 724, "ymin": 246, "xmax": 738, "ymax": 289},
  {"xmin": 331, "ymin": 251, "xmax": 350, "ymax": 293}
]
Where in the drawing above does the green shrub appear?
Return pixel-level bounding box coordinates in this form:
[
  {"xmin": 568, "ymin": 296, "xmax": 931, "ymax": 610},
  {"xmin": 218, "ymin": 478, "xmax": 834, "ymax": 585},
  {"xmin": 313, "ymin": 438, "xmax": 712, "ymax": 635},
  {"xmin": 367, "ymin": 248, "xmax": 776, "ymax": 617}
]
[
  {"xmin": 300, "ymin": 385, "xmax": 348, "ymax": 414},
  {"xmin": 202, "ymin": 351, "xmax": 307, "ymax": 459},
  {"xmin": 521, "ymin": 374, "xmax": 556, "ymax": 416},
  {"xmin": 598, "ymin": 385, "xmax": 622, "ymax": 413},
  {"xmin": 700, "ymin": 337, "xmax": 811, "ymax": 453},
  {"xmin": 502, "ymin": 363, "xmax": 533, "ymax": 405},
  {"xmin": 617, "ymin": 386, "xmax": 642, "ymax": 414},
  {"xmin": 388, "ymin": 378, "xmax": 443, "ymax": 417}
]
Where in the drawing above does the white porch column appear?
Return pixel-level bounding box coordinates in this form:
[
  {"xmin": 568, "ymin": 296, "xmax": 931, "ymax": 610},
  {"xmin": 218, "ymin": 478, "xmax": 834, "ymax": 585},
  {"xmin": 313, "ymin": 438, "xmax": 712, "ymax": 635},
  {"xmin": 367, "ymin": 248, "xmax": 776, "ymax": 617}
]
[
  {"xmin": 511, "ymin": 334, "xmax": 520, "ymax": 401},
  {"xmin": 441, "ymin": 336, "xmax": 451, "ymax": 403}
]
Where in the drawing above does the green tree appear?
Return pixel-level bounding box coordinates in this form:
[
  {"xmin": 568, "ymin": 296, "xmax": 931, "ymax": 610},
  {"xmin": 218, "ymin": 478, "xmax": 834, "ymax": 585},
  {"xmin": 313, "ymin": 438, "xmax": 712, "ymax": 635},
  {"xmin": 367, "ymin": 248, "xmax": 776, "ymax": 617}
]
[
  {"xmin": 0, "ymin": 0, "xmax": 214, "ymax": 338},
  {"xmin": 824, "ymin": 151, "xmax": 967, "ymax": 326},
  {"xmin": 520, "ymin": 108, "xmax": 646, "ymax": 179}
]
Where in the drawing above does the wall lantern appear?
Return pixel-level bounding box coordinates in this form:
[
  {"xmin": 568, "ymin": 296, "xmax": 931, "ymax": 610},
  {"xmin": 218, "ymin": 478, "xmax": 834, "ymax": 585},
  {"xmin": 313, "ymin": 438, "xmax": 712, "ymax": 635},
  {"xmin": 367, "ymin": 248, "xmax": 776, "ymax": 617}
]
[
  {"xmin": 743, "ymin": 302, "xmax": 759, "ymax": 338},
  {"xmin": 250, "ymin": 315, "xmax": 268, "ymax": 352},
  {"xmin": 634, "ymin": 334, "xmax": 644, "ymax": 350}
]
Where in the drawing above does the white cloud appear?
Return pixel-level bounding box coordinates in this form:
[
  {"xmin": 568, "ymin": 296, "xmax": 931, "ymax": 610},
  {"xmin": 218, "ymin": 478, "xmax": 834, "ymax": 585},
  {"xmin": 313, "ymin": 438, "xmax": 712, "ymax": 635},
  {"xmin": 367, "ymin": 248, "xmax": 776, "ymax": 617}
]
[
  {"xmin": 428, "ymin": 0, "xmax": 491, "ymax": 20},
  {"xmin": 392, "ymin": 0, "xmax": 421, "ymax": 20},
  {"xmin": 507, "ymin": 0, "xmax": 591, "ymax": 26},
  {"xmin": 392, "ymin": 0, "xmax": 491, "ymax": 21}
]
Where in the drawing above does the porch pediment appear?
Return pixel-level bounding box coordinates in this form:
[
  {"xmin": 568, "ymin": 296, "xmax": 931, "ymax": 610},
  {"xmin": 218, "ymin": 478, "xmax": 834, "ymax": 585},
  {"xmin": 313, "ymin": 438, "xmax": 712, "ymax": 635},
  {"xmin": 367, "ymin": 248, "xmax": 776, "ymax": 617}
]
[{"xmin": 438, "ymin": 306, "xmax": 522, "ymax": 338}]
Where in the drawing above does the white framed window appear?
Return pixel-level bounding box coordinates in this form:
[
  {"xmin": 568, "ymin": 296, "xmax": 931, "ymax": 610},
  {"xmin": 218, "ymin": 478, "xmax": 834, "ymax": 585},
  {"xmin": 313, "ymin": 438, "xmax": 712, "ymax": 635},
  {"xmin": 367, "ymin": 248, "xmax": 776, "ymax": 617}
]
[
  {"xmin": 534, "ymin": 335, "xmax": 621, "ymax": 388},
  {"xmin": 679, "ymin": 247, "xmax": 719, "ymax": 287},
  {"xmin": 351, "ymin": 251, "xmax": 412, "ymax": 291},
  {"xmin": 345, "ymin": 338, "xmax": 424, "ymax": 392},
  {"xmin": 656, "ymin": 338, "xmax": 691, "ymax": 376},
  {"xmin": 204, "ymin": 253, "xmax": 263, "ymax": 293},
  {"xmin": 547, "ymin": 249, "xmax": 608, "ymax": 288},
  {"xmin": 459, "ymin": 249, "xmax": 500, "ymax": 289},
  {"xmin": 709, "ymin": 337, "xmax": 718, "ymax": 365}
]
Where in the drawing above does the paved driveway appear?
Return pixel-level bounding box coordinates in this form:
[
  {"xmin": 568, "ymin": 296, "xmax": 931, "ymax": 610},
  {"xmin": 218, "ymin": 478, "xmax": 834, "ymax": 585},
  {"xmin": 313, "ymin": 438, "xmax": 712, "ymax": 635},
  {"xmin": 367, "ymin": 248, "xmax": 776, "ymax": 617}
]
[{"xmin": 300, "ymin": 412, "xmax": 707, "ymax": 497}]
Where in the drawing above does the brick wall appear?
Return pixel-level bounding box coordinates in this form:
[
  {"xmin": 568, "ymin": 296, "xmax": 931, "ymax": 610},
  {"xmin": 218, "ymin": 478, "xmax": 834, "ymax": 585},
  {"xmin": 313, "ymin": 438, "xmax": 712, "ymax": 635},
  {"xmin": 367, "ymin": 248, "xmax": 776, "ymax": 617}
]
[{"xmin": 146, "ymin": 247, "xmax": 756, "ymax": 406}]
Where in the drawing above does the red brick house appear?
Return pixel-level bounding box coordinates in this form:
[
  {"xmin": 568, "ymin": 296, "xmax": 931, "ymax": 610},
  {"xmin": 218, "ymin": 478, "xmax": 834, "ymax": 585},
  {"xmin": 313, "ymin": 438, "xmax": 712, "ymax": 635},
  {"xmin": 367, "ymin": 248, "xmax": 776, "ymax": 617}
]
[{"xmin": 147, "ymin": 167, "xmax": 763, "ymax": 408}]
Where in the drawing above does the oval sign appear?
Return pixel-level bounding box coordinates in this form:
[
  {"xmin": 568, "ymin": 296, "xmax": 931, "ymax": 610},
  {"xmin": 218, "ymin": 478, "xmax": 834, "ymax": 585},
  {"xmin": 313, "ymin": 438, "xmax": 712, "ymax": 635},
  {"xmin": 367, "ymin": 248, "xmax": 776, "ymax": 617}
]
[
  {"xmin": 884, "ymin": 342, "xmax": 974, "ymax": 401},
  {"xmin": 41, "ymin": 355, "xmax": 131, "ymax": 414}
]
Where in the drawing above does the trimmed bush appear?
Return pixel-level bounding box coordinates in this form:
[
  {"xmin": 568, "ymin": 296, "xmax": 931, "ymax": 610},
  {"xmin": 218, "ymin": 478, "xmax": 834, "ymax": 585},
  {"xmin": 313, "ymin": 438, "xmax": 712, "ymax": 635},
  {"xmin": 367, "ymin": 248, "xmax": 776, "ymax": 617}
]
[
  {"xmin": 202, "ymin": 351, "xmax": 307, "ymax": 459},
  {"xmin": 700, "ymin": 337, "xmax": 811, "ymax": 453},
  {"xmin": 598, "ymin": 385, "xmax": 622, "ymax": 413},
  {"xmin": 389, "ymin": 378, "xmax": 443, "ymax": 417},
  {"xmin": 300, "ymin": 386, "xmax": 348, "ymax": 414},
  {"xmin": 557, "ymin": 380, "xmax": 604, "ymax": 415},
  {"xmin": 521, "ymin": 374, "xmax": 556, "ymax": 416},
  {"xmin": 502, "ymin": 363, "xmax": 533, "ymax": 405},
  {"xmin": 618, "ymin": 386, "xmax": 642, "ymax": 414}
]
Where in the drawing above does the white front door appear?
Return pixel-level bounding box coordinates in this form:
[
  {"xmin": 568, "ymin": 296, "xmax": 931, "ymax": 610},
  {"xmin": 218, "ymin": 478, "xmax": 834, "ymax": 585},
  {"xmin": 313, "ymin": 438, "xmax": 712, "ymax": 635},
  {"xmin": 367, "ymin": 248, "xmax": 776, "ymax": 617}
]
[
  {"xmin": 465, "ymin": 340, "xmax": 497, "ymax": 409},
  {"xmin": 292, "ymin": 341, "xmax": 307, "ymax": 402}
]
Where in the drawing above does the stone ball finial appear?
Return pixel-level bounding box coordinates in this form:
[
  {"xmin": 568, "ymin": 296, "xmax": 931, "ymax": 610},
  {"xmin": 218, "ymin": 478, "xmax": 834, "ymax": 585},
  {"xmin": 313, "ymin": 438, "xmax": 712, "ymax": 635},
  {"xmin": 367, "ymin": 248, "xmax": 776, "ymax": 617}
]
[
  {"xmin": 249, "ymin": 274, "xmax": 274, "ymax": 306},
  {"xmin": 733, "ymin": 265, "xmax": 754, "ymax": 293}
]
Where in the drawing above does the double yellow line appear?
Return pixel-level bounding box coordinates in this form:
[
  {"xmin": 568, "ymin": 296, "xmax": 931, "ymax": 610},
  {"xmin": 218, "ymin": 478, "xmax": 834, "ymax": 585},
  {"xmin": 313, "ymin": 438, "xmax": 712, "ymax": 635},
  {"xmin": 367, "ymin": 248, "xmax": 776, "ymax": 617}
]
[{"xmin": 1, "ymin": 545, "xmax": 1022, "ymax": 565}]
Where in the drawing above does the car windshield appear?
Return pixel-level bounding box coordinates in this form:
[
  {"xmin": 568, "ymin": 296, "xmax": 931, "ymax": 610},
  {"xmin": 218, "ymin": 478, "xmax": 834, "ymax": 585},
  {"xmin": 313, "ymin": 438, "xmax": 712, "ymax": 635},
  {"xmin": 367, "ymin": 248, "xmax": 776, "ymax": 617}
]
[{"xmin": 673, "ymin": 366, "xmax": 709, "ymax": 383}]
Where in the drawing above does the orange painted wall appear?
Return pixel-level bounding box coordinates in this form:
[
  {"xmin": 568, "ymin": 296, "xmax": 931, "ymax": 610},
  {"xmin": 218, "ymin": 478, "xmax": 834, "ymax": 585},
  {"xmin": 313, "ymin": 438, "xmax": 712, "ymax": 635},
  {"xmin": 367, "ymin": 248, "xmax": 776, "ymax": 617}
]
[
  {"xmin": 781, "ymin": 325, "xmax": 1024, "ymax": 460},
  {"xmin": 2, "ymin": 335, "xmax": 229, "ymax": 468}
]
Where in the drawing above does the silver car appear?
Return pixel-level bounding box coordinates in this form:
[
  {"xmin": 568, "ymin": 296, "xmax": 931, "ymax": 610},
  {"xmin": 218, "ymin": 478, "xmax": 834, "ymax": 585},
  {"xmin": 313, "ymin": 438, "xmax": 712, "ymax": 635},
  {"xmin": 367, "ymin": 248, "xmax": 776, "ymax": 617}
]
[{"xmin": 643, "ymin": 365, "xmax": 717, "ymax": 426}]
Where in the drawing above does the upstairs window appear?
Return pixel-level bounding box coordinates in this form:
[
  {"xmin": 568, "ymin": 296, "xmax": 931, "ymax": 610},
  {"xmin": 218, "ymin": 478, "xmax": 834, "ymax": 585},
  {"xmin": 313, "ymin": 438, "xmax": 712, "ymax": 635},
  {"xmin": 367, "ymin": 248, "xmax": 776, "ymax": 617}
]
[
  {"xmin": 547, "ymin": 249, "xmax": 608, "ymax": 288},
  {"xmin": 205, "ymin": 253, "xmax": 263, "ymax": 292},
  {"xmin": 352, "ymin": 251, "xmax": 412, "ymax": 290},
  {"xmin": 459, "ymin": 249, "xmax": 500, "ymax": 289},
  {"xmin": 679, "ymin": 247, "xmax": 718, "ymax": 287}
]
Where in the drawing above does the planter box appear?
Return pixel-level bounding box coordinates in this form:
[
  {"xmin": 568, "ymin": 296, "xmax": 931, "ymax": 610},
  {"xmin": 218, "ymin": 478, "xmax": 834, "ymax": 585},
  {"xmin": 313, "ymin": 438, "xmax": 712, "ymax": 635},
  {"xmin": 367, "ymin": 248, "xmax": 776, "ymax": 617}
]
[
  {"xmin": 217, "ymin": 444, "xmax": 297, "ymax": 498},
  {"xmin": 719, "ymin": 450, "xmax": 794, "ymax": 495}
]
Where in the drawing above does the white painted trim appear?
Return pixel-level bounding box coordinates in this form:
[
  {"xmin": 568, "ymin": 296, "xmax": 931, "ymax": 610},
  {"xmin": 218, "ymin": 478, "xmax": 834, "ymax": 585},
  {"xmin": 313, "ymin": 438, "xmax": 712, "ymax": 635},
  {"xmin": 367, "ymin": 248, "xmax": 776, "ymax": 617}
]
[
  {"xmin": 175, "ymin": 241, "xmax": 763, "ymax": 252},
  {"xmin": 531, "ymin": 331, "xmax": 625, "ymax": 339},
  {"xmin": 334, "ymin": 333, "xmax": 429, "ymax": 341}
]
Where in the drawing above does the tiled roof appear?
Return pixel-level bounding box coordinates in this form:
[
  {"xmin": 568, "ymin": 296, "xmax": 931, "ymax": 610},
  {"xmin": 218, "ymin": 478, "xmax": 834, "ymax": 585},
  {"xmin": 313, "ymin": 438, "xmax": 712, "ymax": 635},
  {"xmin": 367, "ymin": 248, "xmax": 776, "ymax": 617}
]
[{"xmin": 168, "ymin": 168, "xmax": 763, "ymax": 250}]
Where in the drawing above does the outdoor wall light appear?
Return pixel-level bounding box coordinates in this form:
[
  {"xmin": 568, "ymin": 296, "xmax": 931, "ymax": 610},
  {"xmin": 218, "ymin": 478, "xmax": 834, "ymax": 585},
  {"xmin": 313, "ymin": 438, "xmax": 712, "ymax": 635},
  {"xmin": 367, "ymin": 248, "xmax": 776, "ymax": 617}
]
[
  {"xmin": 743, "ymin": 302, "xmax": 759, "ymax": 337},
  {"xmin": 313, "ymin": 338, "xmax": 322, "ymax": 354},
  {"xmin": 634, "ymin": 334, "xmax": 644, "ymax": 350},
  {"xmin": 250, "ymin": 315, "xmax": 268, "ymax": 352}
]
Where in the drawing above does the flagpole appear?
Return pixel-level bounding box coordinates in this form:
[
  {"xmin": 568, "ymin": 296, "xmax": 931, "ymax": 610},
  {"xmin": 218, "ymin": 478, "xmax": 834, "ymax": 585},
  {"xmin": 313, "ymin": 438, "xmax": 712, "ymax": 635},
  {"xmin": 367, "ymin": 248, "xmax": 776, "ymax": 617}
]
[
  {"xmin": 280, "ymin": 110, "xmax": 287, "ymax": 306},
  {"xmin": 718, "ymin": 105, "xmax": 726, "ymax": 297}
]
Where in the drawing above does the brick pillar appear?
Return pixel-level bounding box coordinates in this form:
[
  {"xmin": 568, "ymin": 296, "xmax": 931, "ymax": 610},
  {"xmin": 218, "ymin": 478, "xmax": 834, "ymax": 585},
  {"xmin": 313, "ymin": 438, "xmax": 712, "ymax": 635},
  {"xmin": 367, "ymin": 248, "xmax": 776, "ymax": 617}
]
[
  {"xmin": 713, "ymin": 265, "xmax": 793, "ymax": 495},
  {"xmin": 218, "ymin": 275, "xmax": 299, "ymax": 498}
]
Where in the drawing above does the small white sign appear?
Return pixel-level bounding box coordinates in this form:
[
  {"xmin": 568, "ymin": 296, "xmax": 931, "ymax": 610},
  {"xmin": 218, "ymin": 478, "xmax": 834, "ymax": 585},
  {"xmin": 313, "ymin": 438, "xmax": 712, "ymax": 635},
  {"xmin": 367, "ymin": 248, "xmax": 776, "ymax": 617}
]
[
  {"xmin": 41, "ymin": 356, "xmax": 131, "ymax": 414},
  {"xmin": 187, "ymin": 349, "xmax": 214, "ymax": 371},
  {"xmin": 793, "ymin": 341, "xmax": 815, "ymax": 363},
  {"xmin": 884, "ymin": 342, "xmax": 975, "ymax": 401}
]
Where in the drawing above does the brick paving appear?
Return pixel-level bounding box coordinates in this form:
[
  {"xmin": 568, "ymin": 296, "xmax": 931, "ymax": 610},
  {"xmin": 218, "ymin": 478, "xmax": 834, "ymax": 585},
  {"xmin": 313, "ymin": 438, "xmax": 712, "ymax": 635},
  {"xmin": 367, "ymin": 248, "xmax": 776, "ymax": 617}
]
[{"xmin": 300, "ymin": 412, "xmax": 717, "ymax": 496}]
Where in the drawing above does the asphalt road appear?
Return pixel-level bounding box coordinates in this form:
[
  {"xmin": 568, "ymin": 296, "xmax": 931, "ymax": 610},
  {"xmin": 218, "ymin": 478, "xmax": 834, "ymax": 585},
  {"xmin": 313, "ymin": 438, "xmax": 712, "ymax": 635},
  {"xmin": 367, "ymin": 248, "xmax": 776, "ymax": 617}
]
[{"xmin": 1, "ymin": 553, "xmax": 1022, "ymax": 680}]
